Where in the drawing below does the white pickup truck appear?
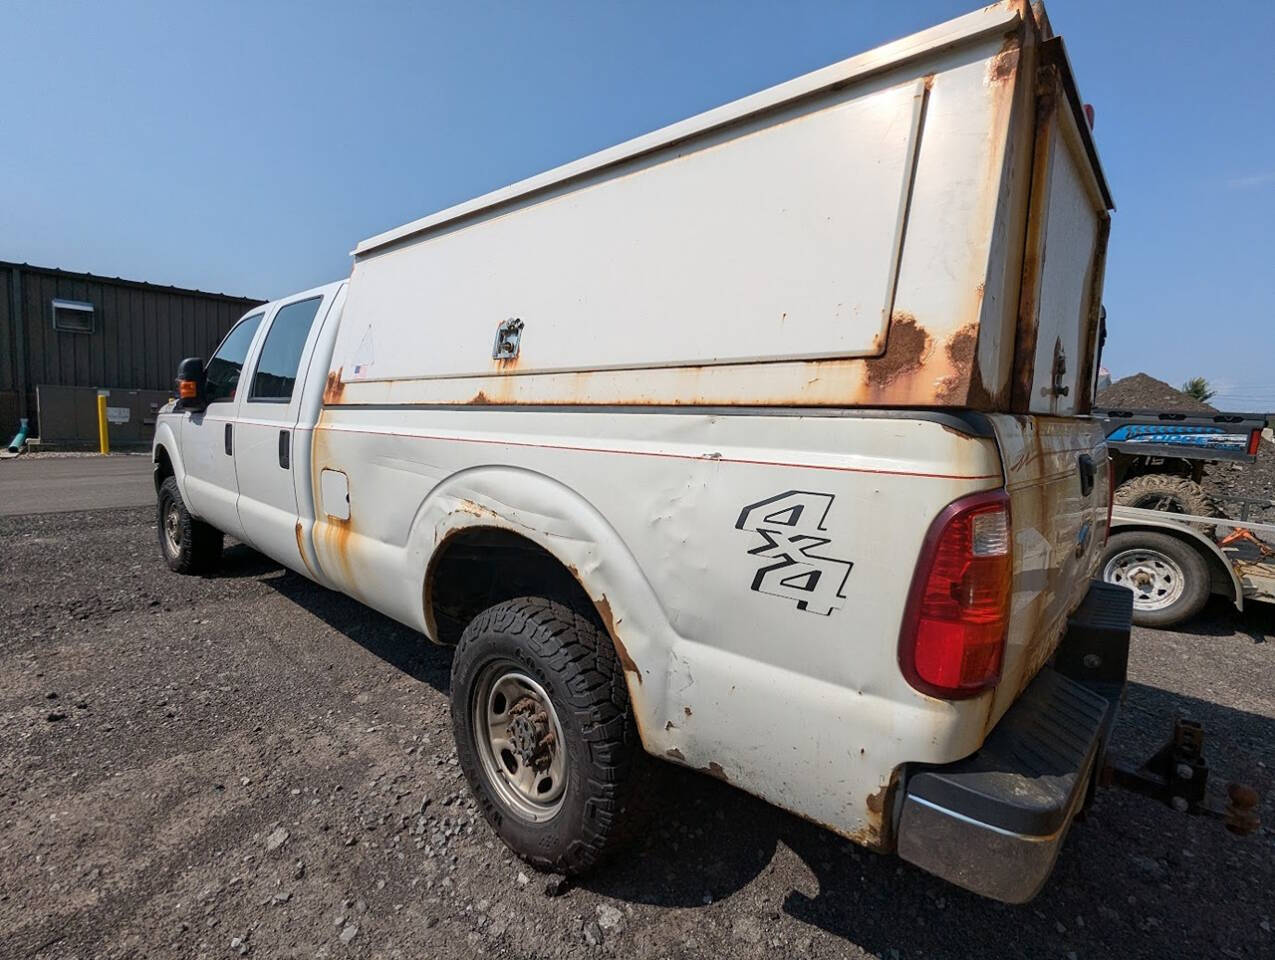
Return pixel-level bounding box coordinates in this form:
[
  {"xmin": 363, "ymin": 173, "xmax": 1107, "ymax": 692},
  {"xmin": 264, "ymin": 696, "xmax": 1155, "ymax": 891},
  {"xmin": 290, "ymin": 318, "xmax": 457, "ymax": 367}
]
[{"xmin": 152, "ymin": 2, "xmax": 1256, "ymax": 903}]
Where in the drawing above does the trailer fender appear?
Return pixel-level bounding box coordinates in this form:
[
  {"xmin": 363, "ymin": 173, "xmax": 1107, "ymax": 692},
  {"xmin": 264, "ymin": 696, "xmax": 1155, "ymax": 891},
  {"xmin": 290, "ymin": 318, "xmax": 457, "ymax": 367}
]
[{"xmin": 1108, "ymin": 515, "xmax": 1244, "ymax": 611}]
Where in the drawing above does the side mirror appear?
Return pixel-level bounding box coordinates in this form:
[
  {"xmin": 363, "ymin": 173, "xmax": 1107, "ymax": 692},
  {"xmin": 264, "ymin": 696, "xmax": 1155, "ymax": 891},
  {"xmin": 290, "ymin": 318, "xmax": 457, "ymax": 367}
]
[{"xmin": 175, "ymin": 357, "xmax": 207, "ymax": 411}]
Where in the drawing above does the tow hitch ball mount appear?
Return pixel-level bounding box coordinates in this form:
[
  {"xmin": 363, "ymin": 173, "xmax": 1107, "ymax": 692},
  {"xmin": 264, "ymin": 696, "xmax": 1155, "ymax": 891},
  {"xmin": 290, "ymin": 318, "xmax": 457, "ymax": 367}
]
[{"xmin": 1100, "ymin": 718, "xmax": 1260, "ymax": 836}]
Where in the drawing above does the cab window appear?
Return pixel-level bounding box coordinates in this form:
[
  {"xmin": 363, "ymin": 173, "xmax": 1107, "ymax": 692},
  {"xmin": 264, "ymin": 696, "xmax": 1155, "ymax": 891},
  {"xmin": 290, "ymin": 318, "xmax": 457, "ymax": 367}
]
[
  {"xmin": 205, "ymin": 313, "xmax": 263, "ymax": 403},
  {"xmin": 249, "ymin": 297, "xmax": 323, "ymax": 402}
]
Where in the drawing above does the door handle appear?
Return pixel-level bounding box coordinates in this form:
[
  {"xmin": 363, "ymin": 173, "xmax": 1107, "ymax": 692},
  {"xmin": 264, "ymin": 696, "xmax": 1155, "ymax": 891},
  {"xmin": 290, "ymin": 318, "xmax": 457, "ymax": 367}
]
[
  {"xmin": 1077, "ymin": 454, "xmax": 1096, "ymax": 497},
  {"xmin": 278, "ymin": 429, "xmax": 290, "ymax": 469},
  {"xmin": 224, "ymin": 423, "xmax": 233, "ymax": 456}
]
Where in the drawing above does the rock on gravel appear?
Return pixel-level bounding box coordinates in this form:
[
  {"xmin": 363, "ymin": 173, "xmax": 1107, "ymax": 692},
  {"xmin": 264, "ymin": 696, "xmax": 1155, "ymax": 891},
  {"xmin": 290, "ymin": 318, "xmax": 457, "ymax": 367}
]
[
  {"xmin": 595, "ymin": 903, "xmax": 623, "ymax": 933},
  {"xmin": 264, "ymin": 827, "xmax": 290, "ymax": 852}
]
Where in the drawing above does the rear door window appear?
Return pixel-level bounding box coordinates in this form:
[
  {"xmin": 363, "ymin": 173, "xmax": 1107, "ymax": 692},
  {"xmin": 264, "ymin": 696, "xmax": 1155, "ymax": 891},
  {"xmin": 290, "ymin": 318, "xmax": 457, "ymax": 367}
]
[
  {"xmin": 249, "ymin": 297, "xmax": 324, "ymax": 402},
  {"xmin": 205, "ymin": 313, "xmax": 264, "ymax": 403}
]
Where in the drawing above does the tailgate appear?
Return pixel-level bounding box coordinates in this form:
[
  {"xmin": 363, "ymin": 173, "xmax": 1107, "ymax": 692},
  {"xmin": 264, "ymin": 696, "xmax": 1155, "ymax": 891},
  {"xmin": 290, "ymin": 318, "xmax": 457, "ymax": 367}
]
[{"xmin": 985, "ymin": 414, "xmax": 1110, "ymax": 722}]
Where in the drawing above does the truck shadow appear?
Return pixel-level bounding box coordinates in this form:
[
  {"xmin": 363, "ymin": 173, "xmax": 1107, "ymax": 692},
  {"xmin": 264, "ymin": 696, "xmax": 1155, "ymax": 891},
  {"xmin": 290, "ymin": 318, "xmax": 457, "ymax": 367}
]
[
  {"xmin": 1171, "ymin": 595, "xmax": 1272, "ymax": 643},
  {"xmin": 582, "ymin": 680, "xmax": 1273, "ymax": 957},
  {"xmin": 233, "ymin": 546, "xmax": 454, "ymax": 693},
  {"xmin": 231, "ymin": 549, "xmax": 1270, "ymax": 956}
]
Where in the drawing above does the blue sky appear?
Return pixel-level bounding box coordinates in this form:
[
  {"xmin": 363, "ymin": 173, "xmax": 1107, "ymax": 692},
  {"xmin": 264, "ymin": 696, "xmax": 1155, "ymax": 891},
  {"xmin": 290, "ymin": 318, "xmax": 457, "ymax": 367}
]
[{"xmin": 3, "ymin": 1, "xmax": 1272, "ymax": 408}]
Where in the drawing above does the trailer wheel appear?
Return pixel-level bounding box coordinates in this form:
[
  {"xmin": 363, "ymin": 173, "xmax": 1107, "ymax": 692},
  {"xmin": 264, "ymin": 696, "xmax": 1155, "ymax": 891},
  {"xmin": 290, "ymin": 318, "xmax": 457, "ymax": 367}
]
[
  {"xmin": 1101, "ymin": 531, "xmax": 1210, "ymax": 628},
  {"xmin": 450, "ymin": 597, "xmax": 644, "ymax": 875},
  {"xmin": 157, "ymin": 476, "xmax": 223, "ymax": 574},
  {"xmin": 1113, "ymin": 474, "xmax": 1218, "ymax": 516}
]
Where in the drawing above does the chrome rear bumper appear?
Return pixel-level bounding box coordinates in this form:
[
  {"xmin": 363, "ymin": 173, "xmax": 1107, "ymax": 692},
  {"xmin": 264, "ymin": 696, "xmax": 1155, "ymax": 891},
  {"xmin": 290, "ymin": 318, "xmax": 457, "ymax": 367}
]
[{"xmin": 896, "ymin": 580, "xmax": 1132, "ymax": 903}]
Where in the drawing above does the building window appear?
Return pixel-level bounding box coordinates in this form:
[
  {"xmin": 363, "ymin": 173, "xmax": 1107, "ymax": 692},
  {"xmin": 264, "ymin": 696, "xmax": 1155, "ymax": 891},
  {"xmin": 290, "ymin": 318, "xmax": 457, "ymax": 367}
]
[{"xmin": 51, "ymin": 299, "xmax": 95, "ymax": 334}]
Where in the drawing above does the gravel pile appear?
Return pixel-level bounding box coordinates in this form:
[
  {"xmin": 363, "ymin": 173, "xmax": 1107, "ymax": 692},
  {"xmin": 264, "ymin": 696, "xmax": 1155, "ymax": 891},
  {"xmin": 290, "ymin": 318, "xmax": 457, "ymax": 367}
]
[
  {"xmin": 1096, "ymin": 373, "xmax": 1214, "ymax": 412},
  {"xmin": 1204, "ymin": 431, "xmax": 1275, "ymax": 517}
]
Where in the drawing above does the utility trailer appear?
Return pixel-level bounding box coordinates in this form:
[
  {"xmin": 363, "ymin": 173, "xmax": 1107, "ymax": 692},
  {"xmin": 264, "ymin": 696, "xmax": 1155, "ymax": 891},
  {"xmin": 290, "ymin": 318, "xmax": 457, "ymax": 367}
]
[{"xmin": 1104, "ymin": 501, "xmax": 1275, "ymax": 628}]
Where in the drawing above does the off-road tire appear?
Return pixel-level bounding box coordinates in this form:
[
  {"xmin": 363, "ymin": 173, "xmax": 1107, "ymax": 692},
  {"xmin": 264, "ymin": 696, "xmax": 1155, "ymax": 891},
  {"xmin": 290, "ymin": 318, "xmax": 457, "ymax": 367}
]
[
  {"xmin": 1101, "ymin": 530, "xmax": 1211, "ymax": 628},
  {"xmin": 450, "ymin": 597, "xmax": 644, "ymax": 875},
  {"xmin": 157, "ymin": 476, "xmax": 223, "ymax": 574},
  {"xmin": 1114, "ymin": 474, "xmax": 1218, "ymax": 517}
]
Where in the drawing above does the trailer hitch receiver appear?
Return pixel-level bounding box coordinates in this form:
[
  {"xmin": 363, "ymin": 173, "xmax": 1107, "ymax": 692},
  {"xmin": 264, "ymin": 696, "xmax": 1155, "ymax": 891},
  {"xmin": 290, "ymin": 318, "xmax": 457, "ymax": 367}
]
[{"xmin": 1100, "ymin": 717, "xmax": 1260, "ymax": 835}]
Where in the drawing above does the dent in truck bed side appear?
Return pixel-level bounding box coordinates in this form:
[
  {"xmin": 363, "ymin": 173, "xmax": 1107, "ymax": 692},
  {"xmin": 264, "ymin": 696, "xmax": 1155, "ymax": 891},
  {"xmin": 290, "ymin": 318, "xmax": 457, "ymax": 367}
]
[{"xmin": 304, "ymin": 407, "xmax": 1008, "ymax": 848}]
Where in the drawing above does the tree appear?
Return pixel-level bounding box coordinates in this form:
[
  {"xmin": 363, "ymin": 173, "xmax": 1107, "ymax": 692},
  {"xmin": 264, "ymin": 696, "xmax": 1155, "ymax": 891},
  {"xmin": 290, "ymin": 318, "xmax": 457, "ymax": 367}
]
[{"xmin": 1181, "ymin": 377, "xmax": 1215, "ymax": 403}]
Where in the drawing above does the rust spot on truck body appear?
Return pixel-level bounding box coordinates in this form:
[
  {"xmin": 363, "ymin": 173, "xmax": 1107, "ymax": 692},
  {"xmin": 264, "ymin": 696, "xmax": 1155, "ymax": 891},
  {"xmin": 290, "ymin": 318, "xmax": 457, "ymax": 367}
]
[
  {"xmin": 864, "ymin": 313, "xmax": 931, "ymax": 389},
  {"xmin": 987, "ymin": 40, "xmax": 1020, "ymax": 85},
  {"xmin": 323, "ymin": 367, "xmax": 345, "ymax": 405},
  {"xmin": 851, "ymin": 774, "xmax": 900, "ymax": 852},
  {"xmin": 594, "ymin": 595, "xmax": 641, "ymax": 685},
  {"xmin": 294, "ymin": 522, "xmax": 318, "ymax": 579},
  {"xmin": 665, "ymin": 748, "xmax": 685, "ymax": 762},
  {"xmin": 701, "ymin": 762, "xmax": 729, "ymax": 782}
]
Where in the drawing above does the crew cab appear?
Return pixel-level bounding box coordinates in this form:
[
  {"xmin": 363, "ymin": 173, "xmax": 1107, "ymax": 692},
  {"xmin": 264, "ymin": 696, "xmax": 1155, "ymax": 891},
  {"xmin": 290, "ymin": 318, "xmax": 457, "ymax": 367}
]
[{"xmin": 152, "ymin": 2, "xmax": 1255, "ymax": 902}]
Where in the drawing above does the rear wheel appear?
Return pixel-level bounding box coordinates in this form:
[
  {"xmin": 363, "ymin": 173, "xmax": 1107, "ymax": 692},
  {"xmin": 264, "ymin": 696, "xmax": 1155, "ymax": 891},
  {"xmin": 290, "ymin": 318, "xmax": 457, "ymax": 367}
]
[
  {"xmin": 450, "ymin": 597, "xmax": 643, "ymax": 875},
  {"xmin": 1101, "ymin": 530, "xmax": 1210, "ymax": 628},
  {"xmin": 157, "ymin": 476, "xmax": 223, "ymax": 574}
]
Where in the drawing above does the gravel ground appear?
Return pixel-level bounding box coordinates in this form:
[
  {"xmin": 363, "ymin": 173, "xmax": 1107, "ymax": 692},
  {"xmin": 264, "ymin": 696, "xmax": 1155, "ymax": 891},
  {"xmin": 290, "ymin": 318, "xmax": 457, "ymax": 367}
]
[{"xmin": 1, "ymin": 507, "xmax": 1272, "ymax": 960}]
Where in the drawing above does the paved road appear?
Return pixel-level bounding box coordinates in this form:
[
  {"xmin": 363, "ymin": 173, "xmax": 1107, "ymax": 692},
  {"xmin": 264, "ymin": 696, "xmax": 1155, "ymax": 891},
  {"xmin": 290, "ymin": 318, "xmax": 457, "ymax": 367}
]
[
  {"xmin": 0, "ymin": 506, "xmax": 1271, "ymax": 959},
  {"xmin": 0, "ymin": 454, "xmax": 153, "ymax": 516}
]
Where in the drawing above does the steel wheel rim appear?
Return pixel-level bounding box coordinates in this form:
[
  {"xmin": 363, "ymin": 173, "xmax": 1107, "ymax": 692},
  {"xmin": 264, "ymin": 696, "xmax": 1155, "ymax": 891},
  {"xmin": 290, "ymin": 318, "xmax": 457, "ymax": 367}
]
[
  {"xmin": 1103, "ymin": 548, "xmax": 1186, "ymax": 611},
  {"xmin": 471, "ymin": 664, "xmax": 568, "ymax": 822},
  {"xmin": 163, "ymin": 501, "xmax": 182, "ymax": 556}
]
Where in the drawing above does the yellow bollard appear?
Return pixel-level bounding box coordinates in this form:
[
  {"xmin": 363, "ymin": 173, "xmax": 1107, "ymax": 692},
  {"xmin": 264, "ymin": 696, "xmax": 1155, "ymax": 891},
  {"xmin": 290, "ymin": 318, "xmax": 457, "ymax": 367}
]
[{"xmin": 96, "ymin": 394, "xmax": 110, "ymax": 455}]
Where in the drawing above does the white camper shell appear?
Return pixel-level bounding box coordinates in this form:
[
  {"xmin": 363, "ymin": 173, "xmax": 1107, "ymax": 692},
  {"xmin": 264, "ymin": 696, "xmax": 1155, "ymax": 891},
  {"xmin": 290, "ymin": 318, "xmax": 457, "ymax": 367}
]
[{"xmin": 328, "ymin": 1, "xmax": 1111, "ymax": 415}]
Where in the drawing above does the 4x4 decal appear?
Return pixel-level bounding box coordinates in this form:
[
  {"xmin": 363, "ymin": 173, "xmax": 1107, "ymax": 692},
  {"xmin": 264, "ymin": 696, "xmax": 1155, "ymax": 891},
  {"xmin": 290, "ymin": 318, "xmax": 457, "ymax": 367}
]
[{"xmin": 735, "ymin": 491, "xmax": 853, "ymax": 616}]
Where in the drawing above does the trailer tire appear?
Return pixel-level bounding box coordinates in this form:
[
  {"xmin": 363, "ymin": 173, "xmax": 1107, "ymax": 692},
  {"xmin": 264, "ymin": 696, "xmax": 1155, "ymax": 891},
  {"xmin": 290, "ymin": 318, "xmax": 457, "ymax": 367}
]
[
  {"xmin": 450, "ymin": 597, "xmax": 644, "ymax": 875},
  {"xmin": 1101, "ymin": 530, "xmax": 1210, "ymax": 628},
  {"xmin": 157, "ymin": 476, "xmax": 223, "ymax": 574},
  {"xmin": 1113, "ymin": 474, "xmax": 1218, "ymax": 517}
]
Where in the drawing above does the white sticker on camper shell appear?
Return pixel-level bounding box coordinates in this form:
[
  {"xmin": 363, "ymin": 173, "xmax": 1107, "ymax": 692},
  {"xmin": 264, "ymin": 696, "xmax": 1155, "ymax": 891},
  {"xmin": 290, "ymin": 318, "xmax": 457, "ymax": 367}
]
[{"xmin": 349, "ymin": 327, "xmax": 375, "ymax": 379}]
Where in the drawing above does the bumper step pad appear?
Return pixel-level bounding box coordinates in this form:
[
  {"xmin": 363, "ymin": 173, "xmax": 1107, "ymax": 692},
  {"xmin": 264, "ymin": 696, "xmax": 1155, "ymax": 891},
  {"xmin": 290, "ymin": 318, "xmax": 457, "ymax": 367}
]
[{"xmin": 896, "ymin": 579, "xmax": 1131, "ymax": 902}]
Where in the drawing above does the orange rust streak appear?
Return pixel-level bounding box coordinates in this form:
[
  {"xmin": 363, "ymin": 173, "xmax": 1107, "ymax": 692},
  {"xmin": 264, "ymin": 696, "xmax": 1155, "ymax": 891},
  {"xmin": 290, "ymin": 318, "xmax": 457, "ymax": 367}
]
[
  {"xmin": 594, "ymin": 596, "xmax": 641, "ymax": 685},
  {"xmin": 323, "ymin": 367, "xmax": 345, "ymax": 405},
  {"xmin": 294, "ymin": 522, "xmax": 318, "ymax": 579}
]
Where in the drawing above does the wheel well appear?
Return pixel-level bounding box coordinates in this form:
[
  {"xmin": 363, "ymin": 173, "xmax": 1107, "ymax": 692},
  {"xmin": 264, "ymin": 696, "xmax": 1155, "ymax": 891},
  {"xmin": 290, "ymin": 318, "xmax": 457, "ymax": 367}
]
[
  {"xmin": 425, "ymin": 526, "xmax": 601, "ymax": 645},
  {"xmin": 1109, "ymin": 524, "xmax": 1237, "ymax": 602},
  {"xmin": 154, "ymin": 445, "xmax": 174, "ymax": 492}
]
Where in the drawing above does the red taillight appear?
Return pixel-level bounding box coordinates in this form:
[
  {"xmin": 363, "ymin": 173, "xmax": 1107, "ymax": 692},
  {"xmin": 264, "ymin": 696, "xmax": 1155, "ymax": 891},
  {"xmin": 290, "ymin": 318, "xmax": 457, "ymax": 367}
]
[
  {"xmin": 899, "ymin": 490, "xmax": 1011, "ymax": 699},
  {"xmin": 1247, "ymin": 429, "xmax": 1261, "ymax": 457}
]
